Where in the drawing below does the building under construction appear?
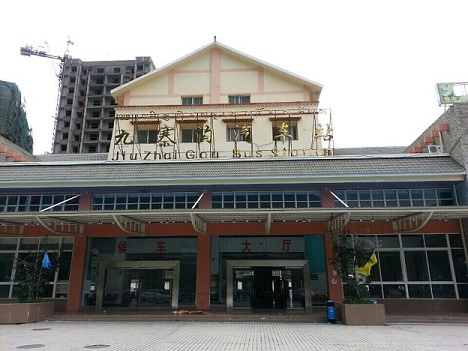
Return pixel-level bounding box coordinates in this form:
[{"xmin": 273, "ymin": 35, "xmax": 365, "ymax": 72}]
[
  {"xmin": 52, "ymin": 57, "xmax": 155, "ymax": 154},
  {"xmin": 0, "ymin": 80, "xmax": 33, "ymax": 153}
]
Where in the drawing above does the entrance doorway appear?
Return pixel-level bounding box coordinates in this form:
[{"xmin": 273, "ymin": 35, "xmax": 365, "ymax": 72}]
[
  {"xmin": 226, "ymin": 260, "xmax": 311, "ymax": 312},
  {"xmin": 95, "ymin": 260, "xmax": 180, "ymax": 311}
]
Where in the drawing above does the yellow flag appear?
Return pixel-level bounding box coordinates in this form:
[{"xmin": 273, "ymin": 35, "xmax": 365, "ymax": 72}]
[{"xmin": 355, "ymin": 252, "xmax": 378, "ymax": 277}]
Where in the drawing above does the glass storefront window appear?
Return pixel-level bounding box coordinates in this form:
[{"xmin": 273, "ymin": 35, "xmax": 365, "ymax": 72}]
[
  {"xmin": 427, "ymin": 251, "xmax": 452, "ymax": 281},
  {"xmin": 379, "ymin": 252, "xmax": 403, "ymax": 281},
  {"xmin": 405, "ymin": 251, "xmax": 429, "ymax": 281},
  {"xmin": 371, "ymin": 234, "xmax": 466, "ymax": 300},
  {"xmin": 0, "ymin": 237, "xmax": 73, "ymax": 299}
]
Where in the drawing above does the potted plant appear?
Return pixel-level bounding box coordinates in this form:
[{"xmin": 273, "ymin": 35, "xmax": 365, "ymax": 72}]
[
  {"xmin": 328, "ymin": 230, "xmax": 386, "ymax": 325},
  {"xmin": 0, "ymin": 245, "xmax": 57, "ymax": 324}
]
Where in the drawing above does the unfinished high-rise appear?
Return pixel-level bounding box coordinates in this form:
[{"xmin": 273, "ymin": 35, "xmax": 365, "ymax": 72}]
[
  {"xmin": 0, "ymin": 80, "xmax": 33, "ymax": 153},
  {"xmin": 53, "ymin": 57, "xmax": 155, "ymax": 154}
]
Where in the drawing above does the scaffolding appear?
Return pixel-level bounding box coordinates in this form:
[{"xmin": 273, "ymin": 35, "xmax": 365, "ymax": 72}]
[{"xmin": 0, "ymin": 80, "xmax": 33, "ymax": 153}]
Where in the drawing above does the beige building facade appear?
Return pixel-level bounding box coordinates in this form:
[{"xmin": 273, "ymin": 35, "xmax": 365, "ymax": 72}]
[{"xmin": 110, "ymin": 41, "xmax": 333, "ymax": 161}]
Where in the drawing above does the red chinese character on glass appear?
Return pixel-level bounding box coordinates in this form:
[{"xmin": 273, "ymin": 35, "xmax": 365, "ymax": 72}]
[
  {"xmin": 118, "ymin": 240, "xmax": 127, "ymax": 254},
  {"xmin": 242, "ymin": 240, "xmax": 252, "ymax": 253},
  {"xmin": 282, "ymin": 239, "xmax": 292, "ymax": 252},
  {"xmin": 157, "ymin": 240, "xmax": 167, "ymax": 253}
]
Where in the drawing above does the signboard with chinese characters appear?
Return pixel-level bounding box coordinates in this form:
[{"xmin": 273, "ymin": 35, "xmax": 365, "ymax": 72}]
[
  {"xmin": 117, "ymin": 237, "xmax": 197, "ymax": 255},
  {"xmin": 109, "ymin": 107, "xmax": 334, "ymax": 161},
  {"xmin": 218, "ymin": 236, "xmax": 305, "ymax": 253},
  {"xmin": 436, "ymin": 82, "xmax": 468, "ymax": 105}
]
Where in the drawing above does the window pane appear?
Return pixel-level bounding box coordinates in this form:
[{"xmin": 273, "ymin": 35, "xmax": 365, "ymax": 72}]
[
  {"xmin": 383, "ymin": 284, "xmax": 406, "ymax": 298},
  {"xmin": 425, "ymin": 234, "xmax": 447, "ymax": 248},
  {"xmin": 408, "ymin": 284, "xmax": 431, "ymax": 298},
  {"xmin": 452, "ymin": 249, "xmax": 468, "ymax": 282},
  {"xmin": 397, "ymin": 190, "xmax": 410, "ymax": 206},
  {"xmin": 379, "ymin": 252, "xmax": 403, "ymax": 281},
  {"xmin": 369, "ymin": 284, "xmax": 382, "ymax": 298},
  {"xmin": 377, "ymin": 235, "xmax": 400, "ymax": 248},
  {"xmin": 432, "ymin": 284, "xmax": 455, "ymax": 298},
  {"xmin": 19, "ymin": 238, "xmax": 38, "ymax": 251},
  {"xmin": 0, "ymin": 253, "xmax": 15, "ymax": 282},
  {"xmin": 410, "ymin": 190, "xmax": 424, "ymax": 206},
  {"xmin": 384, "ymin": 190, "xmax": 397, "ymax": 206},
  {"xmin": 58, "ymin": 252, "xmax": 72, "ymax": 280},
  {"xmin": 427, "ymin": 251, "xmax": 452, "ymax": 281},
  {"xmin": 402, "ymin": 235, "xmax": 424, "ymax": 248},
  {"xmin": 449, "ymin": 234, "xmax": 463, "ymax": 248},
  {"xmin": 181, "ymin": 129, "xmax": 194, "ymax": 142},
  {"xmin": 423, "ymin": 189, "xmax": 437, "ymax": 206},
  {"xmin": 437, "ymin": 189, "xmax": 454, "ymax": 206},
  {"xmin": 0, "ymin": 238, "xmax": 18, "ymax": 250},
  {"xmin": 457, "ymin": 284, "xmax": 468, "ymax": 298},
  {"xmin": 405, "ymin": 251, "xmax": 429, "ymax": 281},
  {"xmin": 0, "ymin": 285, "xmax": 10, "ymax": 298},
  {"xmin": 148, "ymin": 130, "xmax": 158, "ymax": 143}
]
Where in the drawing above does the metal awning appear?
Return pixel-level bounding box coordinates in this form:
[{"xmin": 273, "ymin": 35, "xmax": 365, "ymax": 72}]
[{"xmin": 1, "ymin": 206, "xmax": 468, "ymax": 236}]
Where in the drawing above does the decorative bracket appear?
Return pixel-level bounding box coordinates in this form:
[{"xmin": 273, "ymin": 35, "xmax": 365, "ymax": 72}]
[
  {"xmin": 35, "ymin": 216, "xmax": 84, "ymax": 235},
  {"xmin": 328, "ymin": 212, "xmax": 351, "ymax": 234},
  {"xmin": 190, "ymin": 213, "xmax": 207, "ymax": 234},
  {"xmin": 0, "ymin": 222, "xmax": 24, "ymax": 236},
  {"xmin": 392, "ymin": 211, "xmax": 434, "ymax": 233},
  {"xmin": 265, "ymin": 213, "xmax": 272, "ymax": 235},
  {"xmin": 112, "ymin": 214, "xmax": 146, "ymax": 235}
]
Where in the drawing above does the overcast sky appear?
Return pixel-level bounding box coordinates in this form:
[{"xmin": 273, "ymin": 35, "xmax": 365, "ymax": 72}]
[{"xmin": 2, "ymin": 0, "xmax": 467, "ymax": 155}]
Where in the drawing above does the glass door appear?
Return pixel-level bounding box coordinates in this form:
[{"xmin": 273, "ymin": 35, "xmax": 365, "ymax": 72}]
[
  {"xmin": 233, "ymin": 269, "xmax": 253, "ymax": 308},
  {"xmin": 96, "ymin": 260, "xmax": 180, "ymax": 311}
]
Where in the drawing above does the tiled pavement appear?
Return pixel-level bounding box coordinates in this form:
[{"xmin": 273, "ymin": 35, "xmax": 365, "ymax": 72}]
[
  {"xmin": 1, "ymin": 320, "xmax": 468, "ymax": 351},
  {"xmin": 2, "ymin": 308, "xmax": 468, "ymax": 351}
]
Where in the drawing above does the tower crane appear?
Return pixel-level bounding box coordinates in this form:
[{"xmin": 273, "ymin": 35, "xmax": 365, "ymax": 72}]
[
  {"xmin": 20, "ymin": 46, "xmax": 66, "ymax": 61},
  {"xmin": 20, "ymin": 39, "xmax": 73, "ymax": 152}
]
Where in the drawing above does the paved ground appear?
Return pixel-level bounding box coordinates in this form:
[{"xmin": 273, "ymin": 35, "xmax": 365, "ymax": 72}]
[{"xmin": 1, "ymin": 321, "xmax": 468, "ymax": 351}]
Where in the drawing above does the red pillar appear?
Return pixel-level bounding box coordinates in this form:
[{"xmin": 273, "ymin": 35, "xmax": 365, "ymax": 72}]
[
  {"xmin": 195, "ymin": 232, "xmax": 210, "ymax": 309},
  {"xmin": 321, "ymin": 188, "xmax": 344, "ymax": 303},
  {"xmin": 66, "ymin": 235, "xmax": 87, "ymax": 311},
  {"xmin": 324, "ymin": 234, "xmax": 343, "ymax": 303}
]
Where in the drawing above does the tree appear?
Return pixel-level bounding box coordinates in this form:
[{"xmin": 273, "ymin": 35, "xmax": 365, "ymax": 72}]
[
  {"xmin": 13, "ymin": 248, "xmax": 58, "ymax": 303},
  {"xmin": 328, "ymin": 230, "xmax": 376, "ymax": 304}
]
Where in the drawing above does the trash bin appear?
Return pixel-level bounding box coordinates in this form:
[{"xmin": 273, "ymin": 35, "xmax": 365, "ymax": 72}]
[{"xmin": 326, "ymin": 300, "xmax": 336, "ymax": 324}]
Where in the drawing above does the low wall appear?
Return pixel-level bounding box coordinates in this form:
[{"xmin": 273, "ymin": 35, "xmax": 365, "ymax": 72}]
[
  {"xmin": 378, "ymin": 299, "xmax": 468, "ymax": 315},
  {"xmin": 0, "ymin": 298, "xmax": 66, "ymax": 312},
  {"xmin": 336, "ymin": 303, "xmax": 386, "ymax": 325},
  {"xmin": 0, "ymin": 301, "xmax": 55, "ymax": 324}
]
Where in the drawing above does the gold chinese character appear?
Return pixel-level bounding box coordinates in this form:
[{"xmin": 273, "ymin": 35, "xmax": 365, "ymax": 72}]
[
  {"xmin": 158, "ymin": 124, "xmax": 175, "ymax": 146},
  {"xmin": 274, "ymin": 123, "xmax": 291, "ymax": 143}
]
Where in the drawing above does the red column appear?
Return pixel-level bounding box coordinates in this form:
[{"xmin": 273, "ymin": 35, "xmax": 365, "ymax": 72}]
[
  {"xmin": 324, "ymin": 234, "xmax": 343, "ymax": 303},
  {"xmin": 195, "ymin": 232, "xmax": 210, "ymax": 309},
  {"xmin": 321, "ymin": 188, "xmax": 344, "ymax": 302},
  {"xmin": 66, "ymin": 235, "xmax": 87, "ymax": 311}
]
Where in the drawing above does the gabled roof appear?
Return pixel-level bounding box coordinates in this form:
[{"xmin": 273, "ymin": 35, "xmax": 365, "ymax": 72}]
[{"xmin": 111, "ymin": 41, "xmax": 323, "ymax": 100}]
